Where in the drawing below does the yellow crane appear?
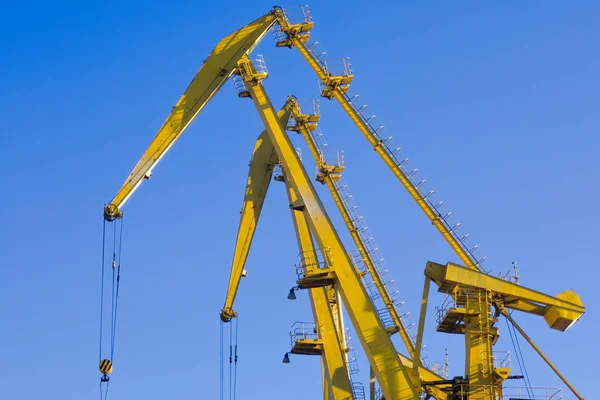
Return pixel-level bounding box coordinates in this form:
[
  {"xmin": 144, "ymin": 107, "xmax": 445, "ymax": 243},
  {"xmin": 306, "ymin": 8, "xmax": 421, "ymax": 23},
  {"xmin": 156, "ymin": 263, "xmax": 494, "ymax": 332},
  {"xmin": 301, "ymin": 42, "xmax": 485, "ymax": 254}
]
[{"xmin": 100, "ymin": 5, "xmax": 586, "ymax": 400}]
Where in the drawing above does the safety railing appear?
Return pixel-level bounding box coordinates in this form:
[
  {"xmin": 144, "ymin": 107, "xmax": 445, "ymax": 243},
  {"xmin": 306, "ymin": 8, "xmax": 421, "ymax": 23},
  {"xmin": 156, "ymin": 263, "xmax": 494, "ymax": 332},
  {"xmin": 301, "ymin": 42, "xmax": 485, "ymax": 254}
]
[
  {"xmin": 289, "ymin": 321, "xmax": 319, "ymax": 348},
  {"xmin": 343, "ymin": 328, "xmax": 366, "ymax": 398},
  {"xmin": 272, "ymin": 148, "xmax": 303, "ymax": 182},
  {"xmin": 343, "ymin": 328, "xmax": 360, "ymax": 375},
  {"xmin": 318, "ymin": 149, "xmax": 344, "ymax": 169},
  {"xmin": 275, "ymin": 7, "xmax": 334, "ymax": 76},
  {"xmin": 436, "ymin": 288, "xmax": 492, "ymax": 323},
  {"xmin": 294, "ymin": 247, "xmax": 331, "ymax": 280},
  {"xmin": 250, "ymin": 54, "xmax": 268, "ymax": 76},
  {"xmin": 452, "ymin": 385, "xmax": 562, "ymax": 400},
  {"xmin": 430, "ymin": 361, "xmax": 449, "ymax": 379},
  {"xmin": 232, "ymin": 75, "xmax": 247, "ymax": 96},
  {"xmin": 232, "ymin": 54, "xmax": 268, "ymax": 96},
  {"xmin": 374, "ymin": 386, "xmax": 383, "ymax": 400},
  {"xmin": 273, "ymin": 164, "xmax": 284, "ymax": 181},
  {"xmin": 321, "ymin": 56, "xmax": 353, "ymax": 78},
  {"xmin": 501, "ymin": 386, "xmax": 562, "ymax": 400},
  {"xmin": 352, "ymin": 381, "xmax": 366, "ymax": 400},
  {"xmin": 435, "ymin": 295, "xmax": 456, "ymax": 324},
  {"xmin": 280, "ymin": 5, "xmax": 312, "ymax": 26},
  {"xmin": 491, "ymin": 350, "xmax": 511, "ymax": 369}
]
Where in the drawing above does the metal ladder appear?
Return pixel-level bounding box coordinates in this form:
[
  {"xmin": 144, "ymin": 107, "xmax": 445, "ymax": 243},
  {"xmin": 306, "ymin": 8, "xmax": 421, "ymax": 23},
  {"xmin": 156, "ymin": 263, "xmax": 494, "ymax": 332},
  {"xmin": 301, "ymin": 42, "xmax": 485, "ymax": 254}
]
[{"xmin": 343, "ymin": 328, "xmax": 366, "ymax": 400}]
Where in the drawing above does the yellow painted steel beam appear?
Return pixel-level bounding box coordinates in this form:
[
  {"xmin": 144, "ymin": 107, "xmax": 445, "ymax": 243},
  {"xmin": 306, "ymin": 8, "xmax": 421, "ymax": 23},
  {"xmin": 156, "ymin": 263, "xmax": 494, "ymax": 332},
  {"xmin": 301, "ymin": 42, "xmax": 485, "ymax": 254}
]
[
  {"xmin": 284, "ymin": 170, "xmax": 354, "ymax": 400},
  {"xmin": 290, "ymin": 103, "xmax": 415, "ymax": 352},
  {"xmin": 220, "ymin": 103, "xmax": 293, "ymax": 321},
  {"xmin": 240, "ymin": 67, "xmax": 418, "ymax": 399},
  {"xmin": 104, "ymin": 11, "xmax": 278, "ymax": 220},
  {"xmin": 397, "ymin": 353, "xmax": 448, "ymax": 389},
  {"xmin": 290, "ymin": 103, "xmax": 449, "ymax": 400},
  {"xmin": 413, "ymin": 276, "xmax": 431, "ymax": 377},
  {"xmin": 426, "ymin": 261, "xmax": 585, "ymax": 328},
  {"xmin": 216, "ymin": 97, "xmax": 349, "ymax": 398},
  {"xmin": 276, "ymin": 18, "xmax": 480, "ymax": 272}
]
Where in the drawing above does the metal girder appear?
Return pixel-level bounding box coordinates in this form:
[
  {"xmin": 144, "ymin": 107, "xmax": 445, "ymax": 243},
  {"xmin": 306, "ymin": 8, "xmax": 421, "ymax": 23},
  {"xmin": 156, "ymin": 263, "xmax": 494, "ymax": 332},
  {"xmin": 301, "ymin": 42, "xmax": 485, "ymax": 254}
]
[
  {"xmin": 217, "ymin": 98, "xmax": 352, "ymax": 399},
  {"xmin": 426, "ymin": 261, "xmax": 585, "ymax": 330},
  {"xmin": 104, "ymin": 10, "xmax": 278, "ymax": 220},
  {"xmin": 239, "ymin": 60, "xmax": 419, "ymax": 400},
  {"xmin": 283, "ymin": 170, "xmax": 355, "ymax": 400},
  {"xmin": 274, "ymin": 16, "xmax": 481, "ymax": 272},
  {"xmin": 220, "ymin": 103, "xmax": 293, "ymax": 321},
  {"xmin": 288, "ymin": 102, "xmax": 449, "ymax": 400}
]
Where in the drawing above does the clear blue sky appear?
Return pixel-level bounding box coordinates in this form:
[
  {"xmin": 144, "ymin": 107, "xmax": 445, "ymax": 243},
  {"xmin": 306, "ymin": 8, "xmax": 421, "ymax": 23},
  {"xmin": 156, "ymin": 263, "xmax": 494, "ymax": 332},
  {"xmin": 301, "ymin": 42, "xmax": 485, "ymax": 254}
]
[{"xmin": 1, "ymin": 1, "xmax": 598, "ymax": 399}]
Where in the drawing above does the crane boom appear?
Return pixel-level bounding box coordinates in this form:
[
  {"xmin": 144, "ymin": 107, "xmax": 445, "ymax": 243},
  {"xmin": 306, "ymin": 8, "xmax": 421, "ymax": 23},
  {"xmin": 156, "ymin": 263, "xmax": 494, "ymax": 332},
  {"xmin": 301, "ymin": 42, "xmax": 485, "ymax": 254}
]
[
  {"xmin": 216, "ymin": 98, "xmax": 354, "ymax": 399},
  {"xmin": 274, "ymin": 13, "xmax": 482, "ymax": 272},
  {"xmin": 104, "ymin": 11, "xmax": 278, "ymax": 220},
  {"xmin": 220, "ymin": 103, "xmax": 293, "ymax": 321}
]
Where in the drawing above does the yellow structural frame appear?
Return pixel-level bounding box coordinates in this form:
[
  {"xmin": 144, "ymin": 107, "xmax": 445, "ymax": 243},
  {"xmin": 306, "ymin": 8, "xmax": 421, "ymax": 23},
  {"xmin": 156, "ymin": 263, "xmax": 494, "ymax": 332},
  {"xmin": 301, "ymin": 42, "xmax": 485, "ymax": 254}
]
[
  {"xmin": 100, "ymin": 6, "xmax": 586, "ymax": 399},
  {"xmin": 274, "ymin": 14, "xmax": 481, "ymax": 272},
  {"xmin": 284, "ymin": 170, "xmax": 355, "ymax": 400},
  {"xmin": 214, "ymin": 100, "xmax": 353, "ymax": 399},
  {"xmin": 220, "ymin": 103, "xmax": 293, "ymax": 322},
  {"xmin": 287, "ymin": 100, "xmax": 452, "ymax": 400},
  {"xmin": 425, "ymin": 261, "xmax": 585, "ymax": 400},
  {"xmin": 238, "ymin": 56, "xmax": 419, "ymax": 400},
  {"xmin": 103, "ymin": 11, "xmax": 278, "ymax": 220}
]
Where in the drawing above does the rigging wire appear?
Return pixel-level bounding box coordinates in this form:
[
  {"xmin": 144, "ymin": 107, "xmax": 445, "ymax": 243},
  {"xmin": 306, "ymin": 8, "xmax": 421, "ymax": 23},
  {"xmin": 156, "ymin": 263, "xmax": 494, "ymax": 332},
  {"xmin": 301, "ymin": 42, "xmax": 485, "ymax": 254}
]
[
  {"xmin": 99, "ymin": 380, "xmax": 110, "ymax": 400},
  {"xmin": 219, "ymin": 318, "xmax": 239, "ymax": 400},
  {"xmin": 98, "ymin": 216, "xmax": 124, "ymax": 395},
  {"xmin": 219, "ymin": 321, "xmax": 224, "ymax": 400},
  {"xmin": 110, "ymin": 219, "xmax": 124, "ymax": 360},
  {"xmin": 233, "ymin": 317, "xmax": 239, "ymax": 400},
  {"xmin": 505, "ymin": 312, "xmax": 533, "ymax": 398},
  {"xmin": 99, "ymin": 219, "xmax": 107, "ymax": 363},
  {"xmin": 512, "ymin": 321, "xmax": 534, "ymax": 393},
  {"xmin": 110, "ymin": 221, "xmax": 117, "ymax": 358},
  {"xmin": 229, "ymin": 321, "xmax": 233, "ymax": 400},
  {"xmin": 220, "ymin": 321, "xmax": 224, "ymax": 400}
]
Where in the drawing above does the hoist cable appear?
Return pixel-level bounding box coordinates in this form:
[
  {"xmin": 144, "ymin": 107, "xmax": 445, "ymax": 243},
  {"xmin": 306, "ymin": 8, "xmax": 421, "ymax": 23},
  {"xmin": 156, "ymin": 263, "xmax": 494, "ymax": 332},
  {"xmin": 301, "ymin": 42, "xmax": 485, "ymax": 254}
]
[
  {"xmin": 512, "ymin": 320, "xmax": 533, "ymax": 394},
  {"xmin": 99, "ymin": 219, "xmax": 107, "ymax": 363},
  {"xmin": 98, "ymin": 216, "xmax": 124, "ymax": 394},
  {"xmin": 505, "ymin": 313, "xmax": 533, "ymax": 398},
  {"xmin": 110, "ymin": 219, "xmax": 124, "ymax": 360},
  {"xmin": 100, "ymin": 381, "xmax": 109, "ymax": 400},
  {"xmin": 109, "ymin": 221, "xmax": 117, "ymax": 358},
  {"xmin": 229, "ymin": 322, "xmax": 233, "ymax": 400},
  {"xmin": 219, "ymin": 321, "xmax": 224, "ymax": 400},
  {"xmin": 233, "ymin": 317, "xmax": 239, "ymax": 400}
]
